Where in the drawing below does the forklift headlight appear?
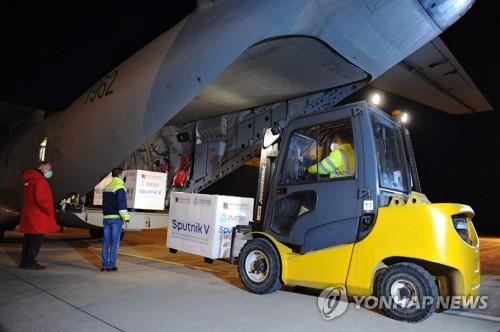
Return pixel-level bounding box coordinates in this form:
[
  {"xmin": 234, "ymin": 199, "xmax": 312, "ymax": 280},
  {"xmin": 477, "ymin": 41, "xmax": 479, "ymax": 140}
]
[{"xmin": 451, "ymin": 214, "xmax": 471, "ymax": 244}]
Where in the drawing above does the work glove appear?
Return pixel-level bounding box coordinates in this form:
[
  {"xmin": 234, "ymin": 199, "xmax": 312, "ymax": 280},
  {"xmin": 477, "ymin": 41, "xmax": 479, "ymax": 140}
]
[{"xmin": 298, "ymin": 166, "xmax": 307, "ymax": 178}]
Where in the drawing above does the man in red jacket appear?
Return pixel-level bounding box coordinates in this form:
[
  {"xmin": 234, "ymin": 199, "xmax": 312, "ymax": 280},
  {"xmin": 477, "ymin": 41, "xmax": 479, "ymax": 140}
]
[{"xmin": 19, "ymin": 161, "xmax": 59, "ymax": 270}]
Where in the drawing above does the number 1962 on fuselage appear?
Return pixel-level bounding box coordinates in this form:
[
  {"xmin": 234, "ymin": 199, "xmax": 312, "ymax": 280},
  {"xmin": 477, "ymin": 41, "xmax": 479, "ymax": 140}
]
[{"xmin": 84, "ymin": 70, "xmax": 118, "ymax": 104}]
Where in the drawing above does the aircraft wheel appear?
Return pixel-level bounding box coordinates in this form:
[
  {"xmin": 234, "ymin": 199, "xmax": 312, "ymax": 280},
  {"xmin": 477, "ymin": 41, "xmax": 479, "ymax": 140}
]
[
  {"xmin": 238, "ymin": 238, "xmax": 282, "ymax": 294},
  {"xmin": 89, "ymin": 228, "xmax": 103, "ymax": 239},
  {"xmin": 377, "ymin": 263, "xmax": 438, "ymax": 322}
]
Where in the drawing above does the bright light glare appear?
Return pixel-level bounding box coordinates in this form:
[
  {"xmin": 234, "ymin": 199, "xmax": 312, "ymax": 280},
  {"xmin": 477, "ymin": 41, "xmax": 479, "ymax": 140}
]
[
  {"xmin": 454, "ymin": 0, "xmax": 470, "ymax": 10},
  {"xmin": 371, "ymin": 93, "xmax": 381, "ymax": 105},
  {"xmin": 401, "ymin": 112, "xmax": 409, "ymax": 124},
  {"xmin": 39, "ymin": 137, "xmax": 47, "ymax": 162},
  {"xmin": 417, "ymin": 0, "xmax": 475, "ymax": 30}
]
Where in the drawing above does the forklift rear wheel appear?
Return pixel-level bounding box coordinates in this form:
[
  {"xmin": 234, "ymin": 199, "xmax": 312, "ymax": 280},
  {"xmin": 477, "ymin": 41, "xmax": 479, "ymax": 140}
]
[
  {"xmin": 377, "ymin": 263, "xmax": 438, "ymax": 322},
  {"xmin": 89, "ymin": 228, "xmax": 103, "ymax": 239},
  {"xmin": 238, "ymin": 238, "xmax": 282, "ymax": 294}
]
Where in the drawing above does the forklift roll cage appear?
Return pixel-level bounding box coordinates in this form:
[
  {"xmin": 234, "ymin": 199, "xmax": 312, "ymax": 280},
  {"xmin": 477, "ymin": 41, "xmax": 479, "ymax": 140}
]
[{"xmin": 249, "ymin": 101, "xmax": 416, "ymax": 253}]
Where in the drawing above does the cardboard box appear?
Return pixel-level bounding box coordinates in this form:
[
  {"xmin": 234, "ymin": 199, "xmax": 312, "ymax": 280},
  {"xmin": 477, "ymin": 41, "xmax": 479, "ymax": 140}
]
[
  {"xmin": 93, "ymin": 170, "xmax": 167, "ymax": 211},
  {"xmin": 167, "ymin": 192, "xmax": 254, "ymax": 259}
]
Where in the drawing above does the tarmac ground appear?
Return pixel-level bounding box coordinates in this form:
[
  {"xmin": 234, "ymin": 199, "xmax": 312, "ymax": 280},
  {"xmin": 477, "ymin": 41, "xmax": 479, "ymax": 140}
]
[{"xmin": 0, "ymin": 228, "xmax": 499, "ymax": 332}]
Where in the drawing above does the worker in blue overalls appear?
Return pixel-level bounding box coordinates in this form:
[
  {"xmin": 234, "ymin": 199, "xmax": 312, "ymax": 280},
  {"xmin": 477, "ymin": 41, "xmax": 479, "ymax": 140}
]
[{"xmin": 101, "ymin": 167, "xmax": 130, "ymax": 271}]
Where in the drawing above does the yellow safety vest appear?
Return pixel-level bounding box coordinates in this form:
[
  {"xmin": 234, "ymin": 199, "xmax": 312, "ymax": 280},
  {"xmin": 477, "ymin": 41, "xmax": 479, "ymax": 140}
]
[{"xmin": 307, "ymin": 143, "xmax": 355, "ymax": 177}]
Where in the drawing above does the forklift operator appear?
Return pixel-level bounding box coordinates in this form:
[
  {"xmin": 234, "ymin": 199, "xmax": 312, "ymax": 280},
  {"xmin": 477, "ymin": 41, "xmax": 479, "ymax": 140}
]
[{"xmin": 306, "ymin": 133, "xmax": 355, "ymax": 177}]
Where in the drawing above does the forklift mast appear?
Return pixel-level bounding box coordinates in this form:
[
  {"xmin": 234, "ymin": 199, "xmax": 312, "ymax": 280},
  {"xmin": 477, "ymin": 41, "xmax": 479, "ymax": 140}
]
[{"xmin": 254, "ymin": 129, "xmax": 280, "ymax": 228}]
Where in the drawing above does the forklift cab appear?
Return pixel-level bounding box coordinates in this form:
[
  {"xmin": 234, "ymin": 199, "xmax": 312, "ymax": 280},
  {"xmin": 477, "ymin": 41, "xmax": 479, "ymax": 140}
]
[{"xmin": 257, "ymin": 101, "xmax": 412, "ymax": 253}]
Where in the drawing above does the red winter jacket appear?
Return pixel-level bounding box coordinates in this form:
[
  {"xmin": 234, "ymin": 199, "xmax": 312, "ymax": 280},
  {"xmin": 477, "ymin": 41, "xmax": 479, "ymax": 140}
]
[{"xmin": 19, "ymin": 169, "xmax": 58, "ymax": 234}]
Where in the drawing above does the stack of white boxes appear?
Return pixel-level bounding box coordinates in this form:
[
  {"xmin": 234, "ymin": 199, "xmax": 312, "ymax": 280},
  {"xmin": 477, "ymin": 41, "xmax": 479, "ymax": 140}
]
[
  {"xmin": 167, "ymin": 192, "xmax": 254, "ymax": 259},
  {"xmin": 93, "ymin": 170, "xmax": 167, "ymax": 210}
]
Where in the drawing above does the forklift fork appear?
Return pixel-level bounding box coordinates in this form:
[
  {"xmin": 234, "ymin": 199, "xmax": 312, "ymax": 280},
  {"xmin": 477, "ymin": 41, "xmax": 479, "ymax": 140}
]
[{"xmin": 229, "ymin": 224, "xmax": 253, "ymax": 264}]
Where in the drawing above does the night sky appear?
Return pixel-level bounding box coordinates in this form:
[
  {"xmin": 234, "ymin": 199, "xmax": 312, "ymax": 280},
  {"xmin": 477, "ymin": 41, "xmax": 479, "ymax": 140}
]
[
  {"xmin": 0, "ymin": 2, "xmax": 196, "ymax": 110},
  {"xmin": 1, "ymin": 2, "xmax": 498, "ymax": 234}
]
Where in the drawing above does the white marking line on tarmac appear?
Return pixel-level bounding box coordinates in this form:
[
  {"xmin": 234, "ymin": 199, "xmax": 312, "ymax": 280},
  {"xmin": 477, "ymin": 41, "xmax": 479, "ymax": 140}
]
[
  {"xmin": 443, "ymin": 310, "xmax": 500, "ymax": 323},
  {"xmin": 89, "ymin": 245, "xmax": 214, "ymax": 273}
]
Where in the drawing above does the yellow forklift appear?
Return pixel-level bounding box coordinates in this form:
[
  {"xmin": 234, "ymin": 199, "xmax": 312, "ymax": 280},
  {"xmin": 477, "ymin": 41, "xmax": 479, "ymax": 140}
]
[{"xmin": 234, "ymin": 101, "xmax": 480, "ymax": 322}]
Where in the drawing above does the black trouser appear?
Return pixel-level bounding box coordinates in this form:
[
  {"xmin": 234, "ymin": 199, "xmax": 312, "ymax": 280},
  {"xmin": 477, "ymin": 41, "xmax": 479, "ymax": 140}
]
[{"xmin": 20, "ymin": 234, "xmax": 44, "ymax": 267}]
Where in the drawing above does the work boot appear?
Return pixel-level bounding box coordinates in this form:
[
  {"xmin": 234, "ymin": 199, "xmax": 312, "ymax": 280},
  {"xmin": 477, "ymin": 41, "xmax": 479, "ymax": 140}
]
[
  {"xmin": 100, "ymin": 267, "xmax": 106, "ymax": 272},
  {"xmin": 24, "ymin": 263, "xmax": 46, "ymax": 270},
  {"xmin": 33, "ymin": 263, "xmax": 46, "ymax": 270},
  {"xmin": 109, "ymin": 267, "xmax": 118, "ymax": 272}
]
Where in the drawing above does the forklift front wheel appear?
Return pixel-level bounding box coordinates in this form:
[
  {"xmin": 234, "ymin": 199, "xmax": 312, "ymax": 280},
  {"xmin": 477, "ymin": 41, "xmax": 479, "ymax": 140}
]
[
  {"xmin": 238, "ymin": 238, "xmax": 282, "ymax": 294},
  {"xmin": 376, "ymin": 263, "xmax": 438, "ymax": 322}
]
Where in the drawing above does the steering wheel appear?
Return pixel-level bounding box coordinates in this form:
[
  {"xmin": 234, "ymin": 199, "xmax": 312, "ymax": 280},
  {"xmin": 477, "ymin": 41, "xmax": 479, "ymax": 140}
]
[{"xmin": 298, "ymin": 166, "xmax": 314, "ymax": 180}]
